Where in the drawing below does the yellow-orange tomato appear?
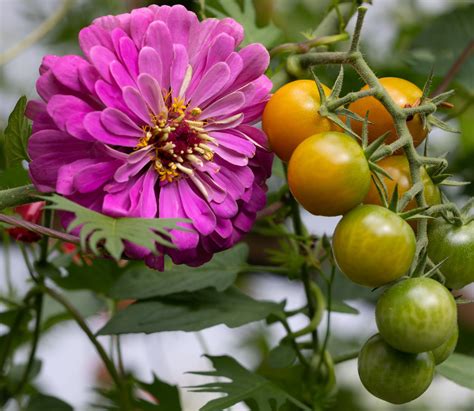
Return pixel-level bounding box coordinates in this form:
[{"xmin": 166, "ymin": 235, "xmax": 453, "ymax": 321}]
[
  {"xmin": 364, "ymin": 155, "xmax": 440, "ymax": 210},
  {"xmin": 288, "ymin": 132, "xmax": 371, "ymax": 216},
  {"xmin": 348, "ymin": 78, "xmax": 428, "ymax": 147},
  {"xmin": 263, "ymin": 80, "xmax": 337, "ymax": 162}
]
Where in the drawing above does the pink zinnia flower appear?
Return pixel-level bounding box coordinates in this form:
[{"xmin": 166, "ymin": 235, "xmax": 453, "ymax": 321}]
[{"xmin": 26, "ymin": 5, "xmax": 273, "ymax": 268}]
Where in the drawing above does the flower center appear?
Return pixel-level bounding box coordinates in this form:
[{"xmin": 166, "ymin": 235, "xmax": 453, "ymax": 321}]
[{"xmin": 136, "ymin": 97, "xmax": 216, "ymax": 183}]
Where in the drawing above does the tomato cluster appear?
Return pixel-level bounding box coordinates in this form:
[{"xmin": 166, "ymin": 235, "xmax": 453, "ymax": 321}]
[{"xmin": 263, "ymin": 77, "xmax": 472, "ymax": 404}]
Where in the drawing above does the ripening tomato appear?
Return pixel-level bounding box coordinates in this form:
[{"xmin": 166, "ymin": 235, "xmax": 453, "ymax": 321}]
[
  {"xmin": 427, "ymin": 219, "xmax": 474, "ymax": 290},
  {"xmin": 348, "ymin": 78, "xmax": 427, "ymax": 146},
  {"xmin": 358, "ymin": 334, "xmax": 435, "ymax": 404},
  {"xmin": 263, "ymin": 80, "xmax": 338, "ymax": 161},
  {"xmin": 364, "ymin": 155, "xmax": 440, "ymax": 210},
  {"xmin": 376, "ymin": 277, "xmax": 457, "ymax": 353},
  {"xmin": 333, "ymin": 205, "xmax": 416, "ymax": 287},
  {"xmin": 432, "ymin": 325, "xmax": 458, "ymax": 365},
  {"xmin": 287, "ymin": 132, "xmax": 371, "ymax": 216}
]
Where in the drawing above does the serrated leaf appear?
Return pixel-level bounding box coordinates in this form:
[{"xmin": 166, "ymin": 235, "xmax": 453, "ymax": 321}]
[
  {"xmin": 428, "ymin": 115, "xmax": 460, "ymax": 133},
  {"xmin": 189, "ymin": 355, "xmax": 311, "ymax": 411},
  {"xmin": 43, "ymin": 194, "xmax": 189, "ymax": 261},
  {"xmin": 439, "ymin": 180, "xmax": 471, "ymax": 187},
  {"xmin": 4, "ymin": 96, "xmax": 31, "ymax": 167},
  {"xmin": 329, "ymin": 66, "xmax": 344, "ymax": 99},
  {"xmin": 437, "ymin": 353, "xmax": 474, "ymax": 390},
  {"xmin": 137, "ymin": 375, "xmax": 182, "ymax": 410},
  {"xmin": 207, "ymin": 0, "xmax": 280, "ymax": 48},
  {"xmin": 110, "ymin": 244, "xmax": 248, "ymax": 299},
  {"xmin": 98, "ymin": 287, "xmax": 283, "ymax": 335},
  {"xmin": 421, "ymin": 68, "xmax": 434, "ymax": 102},
  {"xmin": 370, "ymin": 173, "xmax": 389, "ymax": 208},
  {"xmin": 335, "ymin": 107, "xmax": 368, "ymax": 124},
  {"xmin": 369, "ymin": 161, "xmax": 394, "ymax": 181},
  {"xmin": 26, "ymin": 394, "xmax": 73, "ymax": 411}
]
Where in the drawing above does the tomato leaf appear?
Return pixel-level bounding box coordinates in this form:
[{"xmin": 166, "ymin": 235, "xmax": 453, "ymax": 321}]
[
  {"xmin": 98, "ymin": 287, "xmax": 284, "ymax": 335},
  {"xmin": 267, "ymin": 341, "xmax": 297, "ymax": 369},
  {"xmin": 4, "ymin": 96, "xmax": 31, "ymax": 167},
  {"xmin": 26, "ymin": 394, "xmax": 73, "ymax": 411},
  {"xmin": 110, "ymin": 244, "xmax": 248, "ymax": 299},
  {"xmin": 436, "ymin": 353, "xmax": 474, "ymax": 390},
  {"xmin": 43, "ymin": 194, "xmax": 190, "ymax": 260},
  {"xmin": 189, "ymin": 355, "xmax": 312, "ymax": 411},
  {"xmin": 330, "ymin": 300, "xmax": 359, "ymax": 315}
]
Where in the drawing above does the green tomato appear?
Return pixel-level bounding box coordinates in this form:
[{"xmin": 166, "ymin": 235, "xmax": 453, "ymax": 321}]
[
  {"xmin": 358, "ymin": 334, "xmax": 435, "ymax": 404},
  {"xmin": 376, "ymin": 278, "xmax": 457, "ymax": 353},
  {"xmin": 427, "ymin": 219, "xmax": 474, "ymax": 290},
  {"xmin": 432, "ymin": 325, "xmax": 458, "ymax": 365},
  {"xmin": 333, "ymin": 204, "xmax": 416, "ymax": 287}
]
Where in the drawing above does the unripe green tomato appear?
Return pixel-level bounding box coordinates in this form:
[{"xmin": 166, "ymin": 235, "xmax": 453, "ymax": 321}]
[
  {"xmin": 358, "ymin": 334, "xmax": 435, "ymax": 404},
  {"xmin": 427, "ymin": 219, "xmax": 474, "ymax": 290},
  {"xmin": 376, "ymin": 278, "xmax": 457, "ymax": 353},
  {"xmin": 432, "ymin": 325, "xmax": 458, "ymax": 365},
  {"xmin": 333, "ymin": 204, "xmax": 416, "ymax": 287}
]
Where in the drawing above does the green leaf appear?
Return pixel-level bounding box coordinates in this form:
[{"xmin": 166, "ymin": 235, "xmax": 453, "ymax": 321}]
[
  {"xmin": 428, "ymin": 115, "xmax": 460, "ymax": 134},
  {"xmin": 267, "ymin": 342, "xmax": 297, "ymax": 369},
  {"xmin": 189, "ymin": 355, "xmax": 311, "ymax": 411},
  {"xmin": 4, "ymin": 96, "xmax": 31, "ymax": 167},
  {"xmin": 437, "ymin": 353, "xmax": 474, "ymax": 390},
  {"xmin": 207, "ymin": 0, "xmax": 280, "ymax": 48},
  {"xmin": 137, "ymin": 375, "xmax": 182, "ymax": 409},
  {"xmin": 43, "ymin": 194, "xmax": 190, "ymax": 260},
  {"xmin": 406, "ymin": 5, "xmax": 474, "ymax": 91},
  {"xmin": 110, "ymin": 244, "xmax": 248, "ymax": 299},
  {"xmin": 52, "ymin": 259, "xmax": 126, "ymax": 296},
  {"xmin": 0, "ymin": 164, "xmax": 30, "ymax": 190},
  {"xmin": 98, "ymin": 287, "xmax": 283, "ymax": 335},
  {"xmin": 330, "ymin": 300, "xmax": 359, "ymax": 315},
  {"xmin": 26, "ymin": 394, "xmax": 73, "ymax": 411}
]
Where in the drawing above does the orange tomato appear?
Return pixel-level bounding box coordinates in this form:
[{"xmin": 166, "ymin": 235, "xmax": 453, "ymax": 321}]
[
  {"xmin": 263, "ymin": 80, "xmax": 338, "ymax": 162},
  {"xmin": 348, "ymin": 78, "xmax": 428, "ymax": 147},
  {"xmin": 288, "ymin": 132, "xmax": 371, "ymax": 216},
  {"xmin": 364, "ymin": 155, "xmax": 440, "ymax": 210}
]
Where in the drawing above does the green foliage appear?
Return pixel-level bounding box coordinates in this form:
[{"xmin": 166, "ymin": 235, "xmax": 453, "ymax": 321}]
[
  {"xmin": 26, "ymin": 394, "xmax": 73, "ymax": 411},
  {"xmin": 0, "ymin": 164, "xmax": 30, "ymax": 190},
  {"xmin": 405, "ymin": 5, "xmax": 474, "ymax": 91},
  {"xmin": 44, "ymin": 194, "xmax": 190, "ymax": 260},
  {"xmin": 207, "ymin": 0, "xmax": 281, "ymax": 47},
  {"xmin": 3, "ymin": 96, "xmax": 31, "ymax": 167},
  {"xmin": 330, "ymin": 300, "xmax": 359, "ymax": 315},
  {"xmin": 190, "ymin": 355, "xmax": 311, "ymax": 411},
  {"xmin": 436, "ymin": 353, "xmax": 474, "ymax": 390},
  {"xmin": 267, "ymin": 342, "xmax": 297, "ymax": 369},
  {"xmin": 110, "ymin": 244, "xmax": 248, "ymax": 299},
  {"xmin": 98, "ymin": 287, "xmax": 283, "ymax": 335}
]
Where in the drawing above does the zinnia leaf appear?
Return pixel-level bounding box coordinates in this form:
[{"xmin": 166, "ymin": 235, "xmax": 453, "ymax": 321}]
[
  {"xmin": 4, "ymin": 96, "xmax": 31, "ymax": 167},
  {"xmin": 43, "ymin": 194, "xmax": 191, "ymax": 260}
]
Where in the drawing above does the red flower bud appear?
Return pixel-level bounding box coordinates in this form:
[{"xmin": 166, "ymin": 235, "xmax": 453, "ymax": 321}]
[{"xmin": 7, "ymin": 202, "xmax": 45, "ymax": 243}]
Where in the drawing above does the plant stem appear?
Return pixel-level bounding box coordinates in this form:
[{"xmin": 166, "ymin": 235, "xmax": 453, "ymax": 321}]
[
  {"xmin": 2, "ymin": 231, "xmax": 14, "ymax": 295},
  {"xmin": 240, "ymin": 264, "xmax": 289, "ymax": 275},
  {"xmin": 270, "ymin": 33, "xmax": 349, "ymax": 58},
  {"xmin": 277, "ymin": 316, "xmax": 310, "ymax": 367},
  {"xmin": 334, "ymin": 350, "xmax": 359, "ymax": 364},
  {"xmin": 42, "ymin": 286, "xmax": 129, "ymax": 407},
  {"xmin": 0, "ymin": 185, "xmax": 39, "ymax": 211}
]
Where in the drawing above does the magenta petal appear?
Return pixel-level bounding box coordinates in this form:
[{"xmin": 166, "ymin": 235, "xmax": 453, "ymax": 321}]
[
  {"xmin": 144, "ymin": 21, "xmax": 172, "ymax": 88},
  {"xmin": 137, "ymin": 74, "xmax": 165, "ymax": 114},
  {"xmin": 167, "ymin": 5, "xmax": 196, "ymax": 47},
  {"xmin": 136, "ymin": 167, "xmax": 158, "ymax": 217},
  {"xmin": 47, "ymin": 95, "xmax": 93, "ymax": 131},
  {"xmin": 138, "ymin": 47, "xmax": 163, "ymax": 86},
  {"xmin": 200, "ymin": 92, "xmax": 244, "ymax": 119},
  {"xmin": 190, "ymin": 62, "xmax": 230, "ymax": 107},
  {"xmin": 101, "ymin": 108, "xmax": 142, "ymax": 136},
  {"xmin": 170, "ymin": 44, "xmax": 189, "ymax": 98},
  {"xmin": 211, "ymin": 194, "xmax": 238, "ymax": 218},
  {"xmin": 75, "ymin": 160, "xmax": 121, "ymax": 193},
  {"xmin": 118, "ymin": 36, "xmax": 139, "ymax": 78},
  {"xmin": 214, "ymin": 146, "xmax": 249, "ymax": 166},
  {"xmin": 110, "ymin": 60, "xmax": 135, "ymax": 88},
  {"xmin": 79, "ymin": 25, "xmax": 113, "ymax": 59},
  {"xmin": 159, "ymin": 183, "xmax": 199, "ymax": 250},
  {"xmin": 57, "ymin": 158, "xmax": 99, "ymax": 195},
  {"xmin": 211, "ymin": 131, "xmax": 255, "ymax": 157},
  {"xmin": 50, "ymin": 55, "xmax": 89, "ymax": 93},
  {"xmin": 130, "ymin": 8, "xmax": 154, "ymax": 48},
  {"xmin": 84, "ymin": 112, "xmax": 138, "ymax": 147},
  {"xmin": 89, "ymin": 45, "xmax": 117, "ymax": 83},
  {"xmin": 178, "ymin": 178, "xmax": 216, "ymax": 235},
  {"xmin": 203, "ymin": 33, "xmax": 235, "ymax": 71},
  {"xmin": 114, "ymin": 147, "xmax": 153, "ymax": 182},
  {"xmin": 122, "ymin": 86, "xmax": 151, "ymax": 124},
  {"xmin": 232, "ymin": 44, "xmax": 270, "ymax": 90}
]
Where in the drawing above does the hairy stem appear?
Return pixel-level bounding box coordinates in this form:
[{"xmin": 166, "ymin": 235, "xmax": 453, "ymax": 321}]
[{"xmin": 0, "ymin": 185, "xmax": 39, "ymax": 211}]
